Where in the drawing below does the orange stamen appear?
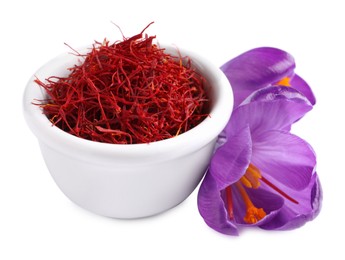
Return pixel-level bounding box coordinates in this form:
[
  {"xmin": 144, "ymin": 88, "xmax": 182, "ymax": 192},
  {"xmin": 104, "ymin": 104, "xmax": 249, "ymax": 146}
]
[
  {"xmin": 235, "ymin": 182, "xmax": 266, "ymax": 224},
  {"xmin": 240, "ymin": 176, "xmax": 253, "ymax": 188},
  {"xmin": 240, "ymin": 163, "xmax": 262, "ymax": 189},
  {"xmin": 276, "ymin": 76, "xmax": 291, "ymax": 87}
]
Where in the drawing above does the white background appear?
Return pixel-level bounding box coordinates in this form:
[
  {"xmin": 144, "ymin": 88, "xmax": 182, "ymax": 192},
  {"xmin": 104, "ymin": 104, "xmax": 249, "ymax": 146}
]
[{"xmin": 1, "ymin": 0, "xmax": 343, "ymax": 259}]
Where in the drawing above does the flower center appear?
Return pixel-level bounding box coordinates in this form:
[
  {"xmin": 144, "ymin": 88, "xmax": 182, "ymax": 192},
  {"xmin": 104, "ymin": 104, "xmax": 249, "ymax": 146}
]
[
  {"xmin": 225, "ymin": 163, "xmax": 298, "ymax": 224},
  {"xmin": 235, "ymin": 181, "xmax": 266, "ymax": 224},
  {"xmin": 276, "ymin": 76, "xmax": 291, "ymax": 87}
]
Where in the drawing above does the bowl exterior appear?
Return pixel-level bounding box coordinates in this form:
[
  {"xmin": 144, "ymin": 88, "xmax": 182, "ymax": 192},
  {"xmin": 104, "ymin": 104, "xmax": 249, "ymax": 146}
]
[{"xmin": 38, "ymin": 139, "xmax": 216, "ymax": 218}]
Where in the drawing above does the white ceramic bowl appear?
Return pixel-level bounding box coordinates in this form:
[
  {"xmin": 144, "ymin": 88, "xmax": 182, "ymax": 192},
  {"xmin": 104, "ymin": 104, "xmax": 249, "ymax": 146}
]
[{"xmin": 23, "ymin": 44, "xmax": 233, "ymax": 219}]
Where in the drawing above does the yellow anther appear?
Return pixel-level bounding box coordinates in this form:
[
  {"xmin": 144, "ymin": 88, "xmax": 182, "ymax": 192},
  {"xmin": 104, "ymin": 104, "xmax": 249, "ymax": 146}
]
[
  {"xmin": 240, "ymin": 163, "xmax": 262, "ymax": 189},
  {"xmin": 276, "ymin": 76, "xmax": 291, "ymax": 87},
  {"xmin": 240, "ymin": 176, "xmax": 253, "ymax": 188}
]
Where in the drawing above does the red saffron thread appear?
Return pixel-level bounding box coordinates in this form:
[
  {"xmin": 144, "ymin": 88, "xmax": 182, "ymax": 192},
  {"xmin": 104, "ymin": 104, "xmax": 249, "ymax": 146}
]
[
  {"xmin": 34, "ymin": 23, "xmax": 209, "ymax": 144},
  {"xmin": 261, "ymin": 176, "xmax": 299, "ymax": 204},
  {"xmin": 225, "ymin": 186, "xmax": 235, "ymax": 220}
]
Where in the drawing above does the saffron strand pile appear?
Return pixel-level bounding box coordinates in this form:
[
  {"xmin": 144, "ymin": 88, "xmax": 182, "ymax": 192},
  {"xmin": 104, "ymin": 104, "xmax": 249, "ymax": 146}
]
[{"xmin": 35, "ymin": 26, "xmax": 209, "ymax": 144}]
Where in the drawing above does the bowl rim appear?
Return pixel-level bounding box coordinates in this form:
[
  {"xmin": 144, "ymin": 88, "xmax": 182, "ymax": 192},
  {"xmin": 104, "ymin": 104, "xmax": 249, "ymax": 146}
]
[{"xmin": 23, "ymin": 44, "xmax": 233, "ymax": 164}]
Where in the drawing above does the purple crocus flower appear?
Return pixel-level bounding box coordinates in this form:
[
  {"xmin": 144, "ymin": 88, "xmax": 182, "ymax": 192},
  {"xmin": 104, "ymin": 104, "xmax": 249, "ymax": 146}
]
[
  {"xmin": 220, "ymin": 47, "xmax": 316, "ymax": 108},
  {"xmin": 197, "ymin": 86, "xmax": 322, "ymax": 236}
]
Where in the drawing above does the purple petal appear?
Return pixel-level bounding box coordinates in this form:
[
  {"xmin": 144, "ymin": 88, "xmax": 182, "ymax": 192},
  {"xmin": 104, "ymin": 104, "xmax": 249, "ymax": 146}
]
[
  {"xmin": 221, "ymin": 47, "xmax": 295, "ymax": 107},
  {"xmin": 197, "ymin": 172, "xmax": 239, "ymax": 236},
  {"xmin": 242, "ymin": 85, "xmax": 311, "ymax": 106},
  {"xmin": 289, "ymin": 74, "xmax": 316, "ymax": 105},
  {"xmin": 252, "ymin": 130, "xmax": 316, "ymax": 190},
  {"xmin": 210, "ymin": 126, "xmax": 252, "ymax": 190},
  {"xmin": 259, "ymin": 173, "xmax": 322, "ymax": 230},
  {"xmin": 225, "ymin": 87, "xmax": 313, "ymax": 138}
]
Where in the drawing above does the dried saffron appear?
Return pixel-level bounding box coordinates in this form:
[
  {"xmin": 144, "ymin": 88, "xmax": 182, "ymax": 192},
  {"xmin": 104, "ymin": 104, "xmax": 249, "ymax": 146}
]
[{"xmin": 34, "ymin": 23, "xmax": 209, "ymax": 144}]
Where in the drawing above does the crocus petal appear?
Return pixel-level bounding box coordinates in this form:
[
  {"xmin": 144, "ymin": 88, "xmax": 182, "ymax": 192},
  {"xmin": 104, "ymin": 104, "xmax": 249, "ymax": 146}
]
[
  {"xmin": 197, "ymin": 126, "xmax": 253, "ymax": 235},
  {"xmin": 259, "ymin": 173, "xmax": 322, "ymax": 230},
  {"xmin": 197, "ymin": 172, "xmax": 239, "ymax": 236},
  {"xmin": 225, "ymin": 86, "xmax": 313, "ymax": 139},
  {"xmin": 289, "ymin": 74, "xmax": 316, "ymax": 105},
  {"xmin": 221, "ymin": 47, "xmax": 295, "ymax": 107},
  {"xmin": 252, "ymin": 130, "xmax": 316, "ymax": 190},
  {"xmin": 242, "ymin": 85, "xmax": 311, "ymax": 106},
  {"xmin": 210, "ymin": 126, "xmax": 252, "ymax": 190}
]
